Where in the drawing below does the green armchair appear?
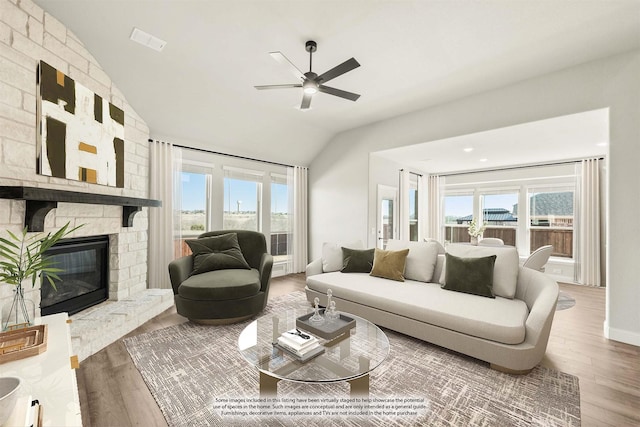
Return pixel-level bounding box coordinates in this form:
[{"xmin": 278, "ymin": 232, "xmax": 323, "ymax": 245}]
[{"xmin": 168, "ymin": 230, "xmax": 274, "ymax": 323}]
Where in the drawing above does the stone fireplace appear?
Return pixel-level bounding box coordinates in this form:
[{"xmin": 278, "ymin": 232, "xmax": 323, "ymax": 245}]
[
  {"xmin": 0, "ymin": 0, "xmax": 175, "ymax": 361},
  {"xmin": 0, "ymin": 188, "xmax": 174, "ymax": 361}
]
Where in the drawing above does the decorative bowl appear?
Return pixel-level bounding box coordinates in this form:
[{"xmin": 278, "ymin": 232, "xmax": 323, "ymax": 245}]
[{"xmin": 0, "ymin": 377, "xmax": 21, "ymax": 425}]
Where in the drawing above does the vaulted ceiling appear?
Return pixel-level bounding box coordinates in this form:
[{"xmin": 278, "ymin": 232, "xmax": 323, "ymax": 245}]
[{"xmin": 35, "ymin": 0, "xmax": 640, "ymax": 167}]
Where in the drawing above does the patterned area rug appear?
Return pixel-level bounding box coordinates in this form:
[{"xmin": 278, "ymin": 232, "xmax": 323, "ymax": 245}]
[{"xmin": 124, "ymin": 292, "xmax": 580, "ymax": 427}]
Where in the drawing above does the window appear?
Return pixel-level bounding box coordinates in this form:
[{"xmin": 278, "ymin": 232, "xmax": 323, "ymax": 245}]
[
  {"xmin": 223, "ymin": 168, "xmax": 263, "ymax": 231},
  {"xmin": 176, "ymin": 163, "xmax": 213, "ymax": 257},
  {"xmin": 409, "ymin": 176, "xmax": 419, "ymax": 241},
  {"xmin": 270, "ymin": 174, "xmax": 289, "ymax": 261},
  {"xmin": 443, "ymin": 194, "xmax": 473, "ymax": 243},
  {"xmin": 175, "ymin": 149, "xmax": 297, "ymax": 272},
  {"xmin": 180, "ymin": 171, "xmax": 209, "ymax": 236},
  {"xmin": 480, "ymin": 192, "xmax": 518, "ymax": 246},
  {"xmin": 528, "ymin": 189, "xmax": 574, "ymax": 257}
]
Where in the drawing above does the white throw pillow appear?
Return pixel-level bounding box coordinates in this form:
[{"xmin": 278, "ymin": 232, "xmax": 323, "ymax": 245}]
[
  {"xmin": 322, "ymin": 241, "xmax": 364, "ymax": 272},
  {"xmin": 385, "ymin": 239, "xmax": 439, "ymax": 282},
  {"xmin": 424, "ymin": 238, "xmax": 446, "ymax": 254},
  {"xmin": 444, "ymin": 244, "xmax": 520, "ymax": 299}
]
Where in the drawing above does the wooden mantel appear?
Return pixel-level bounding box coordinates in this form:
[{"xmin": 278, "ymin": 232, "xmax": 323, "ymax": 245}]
[{"xmin": 0, "ymin": 186, "xmax": 161, "ymax": 232}]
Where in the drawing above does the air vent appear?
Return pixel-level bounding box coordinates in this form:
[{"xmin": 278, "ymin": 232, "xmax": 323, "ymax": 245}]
[{"xmin": 129, "ymin": 27, "xmax": 166, "ymax": 52}]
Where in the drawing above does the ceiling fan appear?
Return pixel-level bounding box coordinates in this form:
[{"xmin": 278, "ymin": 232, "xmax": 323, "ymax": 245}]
[{"xmin": 255, "ymin": 40, "xmax": 361, "ymax": 110}]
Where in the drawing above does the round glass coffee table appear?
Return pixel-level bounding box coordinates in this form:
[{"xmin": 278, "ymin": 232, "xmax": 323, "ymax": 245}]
[{"xmin": 238, "ymin": 308, "xmax": 389, "ymax": 397}]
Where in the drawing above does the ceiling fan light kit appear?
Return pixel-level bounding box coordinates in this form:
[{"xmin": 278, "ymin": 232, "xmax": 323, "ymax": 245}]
[{"xmin": 255, "ymin": 40, "xmax": 360, "ymax": 109}]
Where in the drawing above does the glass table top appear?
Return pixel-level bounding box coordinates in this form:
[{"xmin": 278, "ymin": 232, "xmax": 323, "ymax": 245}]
[{"xmin": 238, "ymin": 308, "xmax": 389, "ymax": 383}]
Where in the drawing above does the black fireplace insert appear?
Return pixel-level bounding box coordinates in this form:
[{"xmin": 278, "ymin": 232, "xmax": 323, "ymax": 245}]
[{"xmin": 41, "ymin": 235, "xmax": 109, "ymax": 316}]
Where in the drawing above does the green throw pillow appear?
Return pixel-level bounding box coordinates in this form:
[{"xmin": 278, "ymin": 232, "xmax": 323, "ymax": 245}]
[
  {"xmin": 341, "ymin": 248, "xmax": 375, "ymax": 273},
  {"xmin": 186, "ymin": 233, "xmax": 251, "ymax": 275},
  {"xmin": 370, "ymin": 248, "xmax": 410, "ymax": 282},
  {"xmin": 442, "ymin": 253, "xmax": 496, "ymax": 298}
]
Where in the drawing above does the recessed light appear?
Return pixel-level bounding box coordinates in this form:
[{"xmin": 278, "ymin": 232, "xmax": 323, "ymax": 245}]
[
  {"xmin": 479, "ymin": 158, "xmax": 488, "ymax": 162},
  {"xmin": 130, "ymin": 27, "xmax": 166, "ymax": 52},
  {"xmin": 596, "ymin": 142, "xmax": 608, "ymax": 147},
  {"xmin": 463, "ymin": 147, "xmax": 473, "ymax": 153}
]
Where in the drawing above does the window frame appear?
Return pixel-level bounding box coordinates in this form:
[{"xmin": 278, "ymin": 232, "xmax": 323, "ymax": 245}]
[
  {"xmin": 526, "ymin": 185, "xmax": 575, "ymax": 258},
  {"xmin": 443, "ymin": 179, "xmax": 577, "ymax": 260}
]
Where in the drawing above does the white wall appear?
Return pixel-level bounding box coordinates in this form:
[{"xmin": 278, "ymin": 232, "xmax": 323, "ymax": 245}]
[{"xmin": 309, "ymin": 49, "xmax": 640, "ymax": 346}]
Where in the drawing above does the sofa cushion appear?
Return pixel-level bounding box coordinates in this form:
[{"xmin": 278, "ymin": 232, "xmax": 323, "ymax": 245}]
[
  {"xmin": 370, "ymin": 248, "xmax": 410, "ymax": 282},
  {"xmin": 433, "ymin": 254, "xmax": 445, "ymax": 285},
  {"xmin": 341, "ymin": 248, "xmax": 375, "ymax": 273},
  {"xmin": 307, "ymin": 272, "xmax": 528, "ymax": 345},
  {"xmin": 322, "ymin": 241, "xmax": 363, "ymax": 272},
  {"xmin": 179, "ymin": 268, "xmax": 260, "ymax": 301},
  {"xmin": 424, "ymin": 238, "xmax": 446, "ymax": 254},
  {"xmin": 186, "ymin": 233, "xmax": 250, "ymax": 275},
  {"xmin": 443, "ymin": 253, "xmax": 496, "ymax": 298},
  {"xmin": 386, "ymin": 239, "xmax": 439, "ymax": 282},
  {"xmin": 445, "ymin": 244, "xmax": 520, "ymax": 299}
]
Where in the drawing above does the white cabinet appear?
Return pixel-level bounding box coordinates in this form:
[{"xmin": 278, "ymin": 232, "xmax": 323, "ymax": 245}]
[{"xmin": 1, "ymin": 313, "xmax": 82, "ymax": 426}]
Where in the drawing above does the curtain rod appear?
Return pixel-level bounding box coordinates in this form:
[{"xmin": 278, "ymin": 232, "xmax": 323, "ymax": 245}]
[
  {"xmin": 435, "ymin": 157, "xmax": 604, "ymax": 178},
  {"xmin": 149, "ymin": 139, "xmax": 306, "ymax": 169},
  {"xmin": 399, "ymin": 168, "xmax": 423, "ymax": 177}
]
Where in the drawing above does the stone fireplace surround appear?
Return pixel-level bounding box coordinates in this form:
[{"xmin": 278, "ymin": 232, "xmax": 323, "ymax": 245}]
[
  {"xmin": 0, "ymin": 0, "xmax": 175, "ymax": 361},
  {"xmin": 0, "ymin": 195, "xmax": 173, "ymax": 361}
]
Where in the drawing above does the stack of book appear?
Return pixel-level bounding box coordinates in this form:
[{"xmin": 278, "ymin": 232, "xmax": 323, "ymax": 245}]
[{"xmin": 275, "ymin": 329, "xmax": 323, "ymax": 360}]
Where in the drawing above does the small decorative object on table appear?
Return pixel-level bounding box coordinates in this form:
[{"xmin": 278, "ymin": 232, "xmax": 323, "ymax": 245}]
[
  {"xmin": 0, "ymin": 324, "xmax": 48, "ymax": 364},
  {"xmin": 308, "ymin": 297, "xmax": 324, "ymax": 324},
  {"xmin": 297, "ymin": 311, "xmax": 356, "ymax": 340},
  {"xmin": 273, "ymin": 328, "xmax": 324, "ymax": 362},
  {"xmin": 325, "ymin": 301, "xmax": 339, "ymax": 322},
  {"xmin": 467, "ymin": 218, "xmax": 487, "ymax": 246}
]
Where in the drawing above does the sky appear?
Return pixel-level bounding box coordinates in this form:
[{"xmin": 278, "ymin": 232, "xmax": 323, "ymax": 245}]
[
  {"xmin": 181, "ymin": 172, "xmax": 288, "ymax": 213},
  {"xmin": 445, "ymin": 193, "xmax": 518, "ymax": 218}
]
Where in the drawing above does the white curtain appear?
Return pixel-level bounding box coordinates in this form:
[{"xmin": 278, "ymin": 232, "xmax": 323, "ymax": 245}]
[
  {"xmin": 418, "ymin": 174, "xmax": 428, "ymax": 242},
  {"xmin": 427, "ymin": 174, "xmax": 444, "ymax": 242},
  {"xmin": 575, "ymin": 158, "xmax": 601, "ymax": 286},
  {"xmin": 398, "ymin": 169, "xmax": 410, "ymax": 240},
  {"xmin": 287, "ymin": 166, "xmax": 308, "ymax": 273},
  {"xmin": 148, "ymin": 141, "xmax": 182, "ymax": 289}
]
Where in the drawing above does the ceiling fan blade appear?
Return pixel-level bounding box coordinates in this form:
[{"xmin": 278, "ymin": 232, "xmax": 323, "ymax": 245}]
[
  {"xmin": 269, "ymin": 52, "xmax": 305, "ymax": 81},
  {"xmin": 254, "ymin": 84, "xmax": 302, "ymax": 90},
  {"xmin": 318, "ymin": 85, "xmax": 360, "ymax": 101},
  {"xmin": 317, "ymin": 57, "xmax": 360, "ymax": 84},
  {"xmin": 300, "ymin": 93, "xmax": 312, "ymax": 109}
]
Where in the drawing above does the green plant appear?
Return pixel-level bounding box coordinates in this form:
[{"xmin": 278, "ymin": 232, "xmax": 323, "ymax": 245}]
[{"xmin": 0, "ymin": 222, "xmax": 82, "ymax": 291}]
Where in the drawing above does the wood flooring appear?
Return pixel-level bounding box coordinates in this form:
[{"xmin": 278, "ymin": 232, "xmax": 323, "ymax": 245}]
[{"xmin": 77, "ymin": 276, "xmax": 640, "ymax": 427}]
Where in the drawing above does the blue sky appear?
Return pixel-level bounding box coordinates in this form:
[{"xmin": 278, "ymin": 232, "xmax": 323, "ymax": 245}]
[
  {"xmin": 445, "ymin": 193, "xmax": 518, "ymax": 218},
  {"xmin": 181, "ymin": 172, "xmax": 288, "ymax": 213}
]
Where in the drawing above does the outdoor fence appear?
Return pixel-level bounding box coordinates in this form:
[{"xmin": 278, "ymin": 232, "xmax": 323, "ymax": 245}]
[
  {"xmin": 173, "ymin": 232, "xmax": 290, "ymax": 258},
  {"xmin": 444, "ymin": 226, "xmax": 572, "ymax": 258}
]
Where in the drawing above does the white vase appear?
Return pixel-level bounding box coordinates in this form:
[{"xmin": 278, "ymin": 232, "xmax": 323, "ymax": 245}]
[
  {"xmin": 470, "ymin": 236, "xmax": 479, "ymax": 246},
  {"xmin": 2, "ymin": 286, "xmax": 35, "ymax": 331}
]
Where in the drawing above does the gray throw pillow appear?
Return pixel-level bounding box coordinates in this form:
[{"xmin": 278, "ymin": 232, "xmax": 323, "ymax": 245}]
[
  {"xmin": 442, "ymin": 253, "xmax": 496, "ymax": 298},
  {"xmin": 341, "ymin": 248, "xmax": 375, "ymax": 273},
  {"xmin": 186, "ymin": 233, "xmax": 250, "ymax": 275}
]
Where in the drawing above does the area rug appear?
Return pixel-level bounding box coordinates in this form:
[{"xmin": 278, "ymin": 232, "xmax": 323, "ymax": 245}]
[
  {"xmin": 124, "ymin": 292, "xmax": 580, "ymax": 427},
  {"xmin": 557, "ymin": 291, "xmax": 577, "ymax": 311}
]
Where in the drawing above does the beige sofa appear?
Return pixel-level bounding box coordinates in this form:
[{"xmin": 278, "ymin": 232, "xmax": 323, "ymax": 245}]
[{"xmin": 305, "ymin": 242, "xmax": 559, "ymax": 373}]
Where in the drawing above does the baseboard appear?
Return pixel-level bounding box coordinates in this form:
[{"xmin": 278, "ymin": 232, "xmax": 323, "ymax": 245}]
[{"xmin": 604, "ymin": 320, "xmax": 640, "ymax": 346}]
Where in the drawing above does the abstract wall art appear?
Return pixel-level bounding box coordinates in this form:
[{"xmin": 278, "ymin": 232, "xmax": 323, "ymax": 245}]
[{"xmin": 37, "ymin": 61, "xmax": 125, "ymax": 188}]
